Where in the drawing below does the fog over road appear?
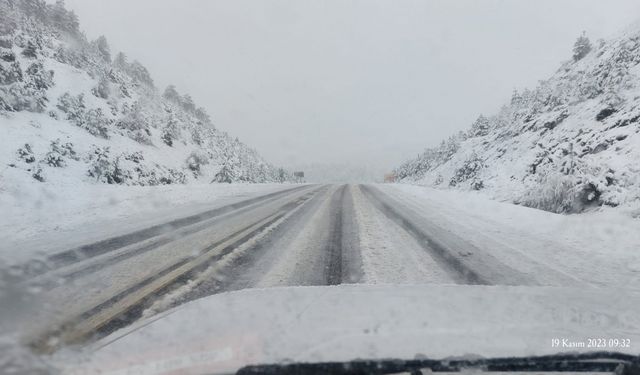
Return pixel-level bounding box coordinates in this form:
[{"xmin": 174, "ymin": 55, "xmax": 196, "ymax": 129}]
[{"xmin": 10, "ymin": 184, "xmax": 590, "ymax": 352}]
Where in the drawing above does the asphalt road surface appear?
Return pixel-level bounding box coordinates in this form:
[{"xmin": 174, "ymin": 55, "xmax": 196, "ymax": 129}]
[{"xmin": 7, "ymin": 184, "xmax": 582, "ymax": 353}]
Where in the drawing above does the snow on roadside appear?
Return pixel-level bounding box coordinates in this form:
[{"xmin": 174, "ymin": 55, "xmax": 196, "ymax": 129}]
[
  {"xmin": 0, "ymin": 172, "xmax": 296, "ymax": 265},
  {"xmin": 382, "ymin": 183, "xmax": 640, "ymax": 289}
]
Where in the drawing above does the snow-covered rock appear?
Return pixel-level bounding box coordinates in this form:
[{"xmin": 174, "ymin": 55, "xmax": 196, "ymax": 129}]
[
  {"xmin": 394, "ymin": 28, "xmax": 640, "ymax": 213},
  {"xmin": 0, "ymin": 0, "xmax": 290, "ymax": 187}
]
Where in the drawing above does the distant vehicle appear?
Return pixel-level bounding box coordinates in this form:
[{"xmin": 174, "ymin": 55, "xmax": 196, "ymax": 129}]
[{"xmin": 384, "ymin": 173, "xmax": 395, "ymax": 183}]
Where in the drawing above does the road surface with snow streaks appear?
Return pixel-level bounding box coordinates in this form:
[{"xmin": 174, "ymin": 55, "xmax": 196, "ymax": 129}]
[{"xmin": 4, "ymin": 184, "xmax": 603, "ymax": 353}]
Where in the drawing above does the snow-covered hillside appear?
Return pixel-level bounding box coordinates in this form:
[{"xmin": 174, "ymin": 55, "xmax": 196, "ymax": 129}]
[
  {"xmin": 394, "ymin": 29, "xmax": 640, "ymax": 213},
  {"xmin": 0, "ymin": 0, "xmax": 290, "ymax": 189}
]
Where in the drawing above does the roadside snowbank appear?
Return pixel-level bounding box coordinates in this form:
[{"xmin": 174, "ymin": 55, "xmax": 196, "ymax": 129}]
[
  {"xmin": 383, "ymin": 184, "xmax": 640, "ymax": 289},
  {"xmin": 0, "ymin": 173, "xmax": 295, "ymax": 264}
]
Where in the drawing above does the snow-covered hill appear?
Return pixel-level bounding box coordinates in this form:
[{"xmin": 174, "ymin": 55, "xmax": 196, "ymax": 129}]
[
  {"xmin": 394, "ymin": 28, "xmax": 640, "ymax": 213},
  {"xmin": 0, "ymin": 0, "xmax": 290, "ymax": 189}
]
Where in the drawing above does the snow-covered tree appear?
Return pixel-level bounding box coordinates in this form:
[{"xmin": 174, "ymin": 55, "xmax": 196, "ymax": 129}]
[
  {"xmin": 572, "ymin": 32, "xmax": 592, "ymax": 61},
  {"xmin": 510, "ymin": 89, "xmax": 523, "ymax": 106},
  {"xmin": 93, "ymin": 36, "xmax": 111, "ymax": 62},
  {"xmin": 92, "ymin": 73, "xmax": 110, "ymax": 99},
  {"xmin": 22, "ymin": 41, "xmax": 38, "ymax": 59},
  {"xmin": 113, "ymin": 52, "xmax": 127, "ymax": 70},
  {"xmin": 181, "ymin": 94, "xmax": 196, "ymax": 113},
  {"xmin": 128, "ymin": 60, "xmax": 154, "ymax": 88},
  {"xmin": 213, "ymin": 162, "xmax": 235, "ymax": 183},
  {"xmin": 117, "ymin": 101, "xmax": 151, "ymax": 144},
  {"xmin": 161, "ymin": 113, "xmax": 180, "ymax": 146},
  {"xmin": 0, "ymin": 61, "xmax": 23, "ymax": 85},
  {"xmin": 469, "ymin": 114, "xmax": 490, "ymax": 137},
  {"xmin": 194, "ymin": 106, "xmax": 211, "ymax": 124},
  {"xmin": 50, "ymin": 0, "xmax": 79, "ymax": 35},
  {"xmin": 163, "ymin": 85, "xmax": 180, "ymax": 103}
]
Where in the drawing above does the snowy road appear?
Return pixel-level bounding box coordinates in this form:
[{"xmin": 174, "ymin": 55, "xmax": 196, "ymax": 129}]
[{"xmin": 5, "ymin": 183, "xmax": 638, "ymax": 353}]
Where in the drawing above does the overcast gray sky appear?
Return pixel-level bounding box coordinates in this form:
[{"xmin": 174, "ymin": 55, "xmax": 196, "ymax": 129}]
[{"xmin": 64, "ymin": 0, "xmax": 640, "ymax": 172}]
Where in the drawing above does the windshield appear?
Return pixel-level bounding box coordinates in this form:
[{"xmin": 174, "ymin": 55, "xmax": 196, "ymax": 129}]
[{"xmin": 1, "ymin": 0, "xmax": 639, "ymax": 374}]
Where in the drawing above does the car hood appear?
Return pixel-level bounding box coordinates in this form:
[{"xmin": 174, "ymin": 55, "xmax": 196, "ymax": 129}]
[{"xmin": 52, "ymin": 284, "xmax": 640, "ymax": 374}]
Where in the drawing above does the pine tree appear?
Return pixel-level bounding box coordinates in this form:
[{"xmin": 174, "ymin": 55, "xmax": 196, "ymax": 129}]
[
  {"xmin": 93, "ymin": 36, "xmax": 111, "ymax": 62},
  {"xmin": 510, "ymin": 89, "xmax": 523, "ymax": 106},
  {"xmin": 114, "ymin": 52, "xmax": 127, "ymax": 70},
  {"xmin": 469, "ymin": 114, "xmax": 490, "ymax": 137},
  {"xmin": 194, "ymin": 107, "xmax": 211, "ymax": 124},
  {"xmin": 161, "ymin": 114, "xmax": 179, "ymax": 146},
  {"xmin": 22, "ymin": 41, "xmax": 38, "ymax": 58},
  {"xmin": 92, "ymin": 73, "xmax": 110, "ymax": 99},
  {"xmin": 163, "ymin": 85, "xmax": 180, "ymax": 103},
  {"xmin": 573, "ymin": 31, "xmax": 592, "ymax": 61},
  {"xmin": 181, "ymin": 94, "xmax": 196, "ymax": 113},
  {"xmin": 128, "ymin": 60, "xmax": 154, "ymax": 87},
  {"xmin": 50, "ymin": 0, "xmax": 79, "ymax": 35},
  {"xmin": 213, "ymin": 162, "xmax": 235, "ymax": 183},
  {"xmin": 20, "ymin": 0, "xmax": 48, "ymax": 22},
  {"xmin": 0, "ymin": 1, "xmax": 17, "ymax": 35}
]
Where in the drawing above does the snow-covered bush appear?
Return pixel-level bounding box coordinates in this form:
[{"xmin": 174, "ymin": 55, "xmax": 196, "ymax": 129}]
[
  {"xmin": 434, "ymin": 174, "xmax": 444, "ymax": 186},
  {"xmin": 0, "ymin": 62, "xmax": 22, "ymax": 85},
  {"xmin": 56, "ymin": 92, "xmax": 84, "ymax": 122},
  {"xmin": 213, "ymin": 164, "xmax": 235, "ymax": 183},
  {"xmin": 449, "ymin": 156, "xmax": 485, "ymax": 188},
  {"xmin": 53, "ymin": 45, "xmax": 88, "ymax": 70},
  {"xmin": 0, "ymin": 59, "xmax": 52, "ymax": 112},
  {"xmin": 519, "ymin": 173, "xmax": 579, "ymax": 213},
  {"xmin": 123, "ymin": 151, "xmax": 144, "ymax": 164},
  {"xmin": 116, "ymin": 102, "xmax": 152, "ymax": 144},
  {"xmin": 57, "ymin": 93, "xmax": 110, "ymax": 138},
  {"xmin": 43, "ymin": 150, "xmax": 64, "ymax": 167},
  {"xmin": 25, "ymin": 61, "xmax": 54, "ymax": 90},
  {"xmin": 158, "ymin": 169, "xmax": 186, "ymax": 185},
  {"xmin": 83, "ymin": 108, "xmax": 110, "ymax": 138},
  {"xmin": 186, "ymin": 151, "xmax": 209, "ymax": 176},
  {"xmin": 32, "ymin": 164, "xmax": 45, "ymax": 182},
  {"xmin": 42, "ymin": 139, "xmax": 78, "ymax": 167},
  {"xmin": 16, "ymin": 143, "xmax": 36, "ymax": 163},
  {"xmin": 87, "ymin": 146, "xmax": 122, "ymax": 183},
  {"xmin": 161, "ymin": 116, "xmax": 180, "ymax": 146}
]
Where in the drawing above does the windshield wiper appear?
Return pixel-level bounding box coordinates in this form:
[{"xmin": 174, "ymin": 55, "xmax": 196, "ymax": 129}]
[{"xmin": 237, "ymin": 351, "xmax": 640, "ymax": 375}]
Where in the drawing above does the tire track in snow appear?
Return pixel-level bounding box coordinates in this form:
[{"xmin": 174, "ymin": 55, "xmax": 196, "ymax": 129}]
[
  {"xmin": 28, "ymin": 188, "xmax": 321, "ymax": 354},
  {"xmin": 351, "ymin": 185, "xmax": 454, "ymax": 284},
  {"xmin": 244, "ymin": 185, "xmax": 363, "ymax": 288},
  {"xmin": 325, "ymin": 185, "xmax": 346, "ymax": 285},
  {"xmin": 360, "ymin": 184, "xmax": 534, "ymax": 285}
]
